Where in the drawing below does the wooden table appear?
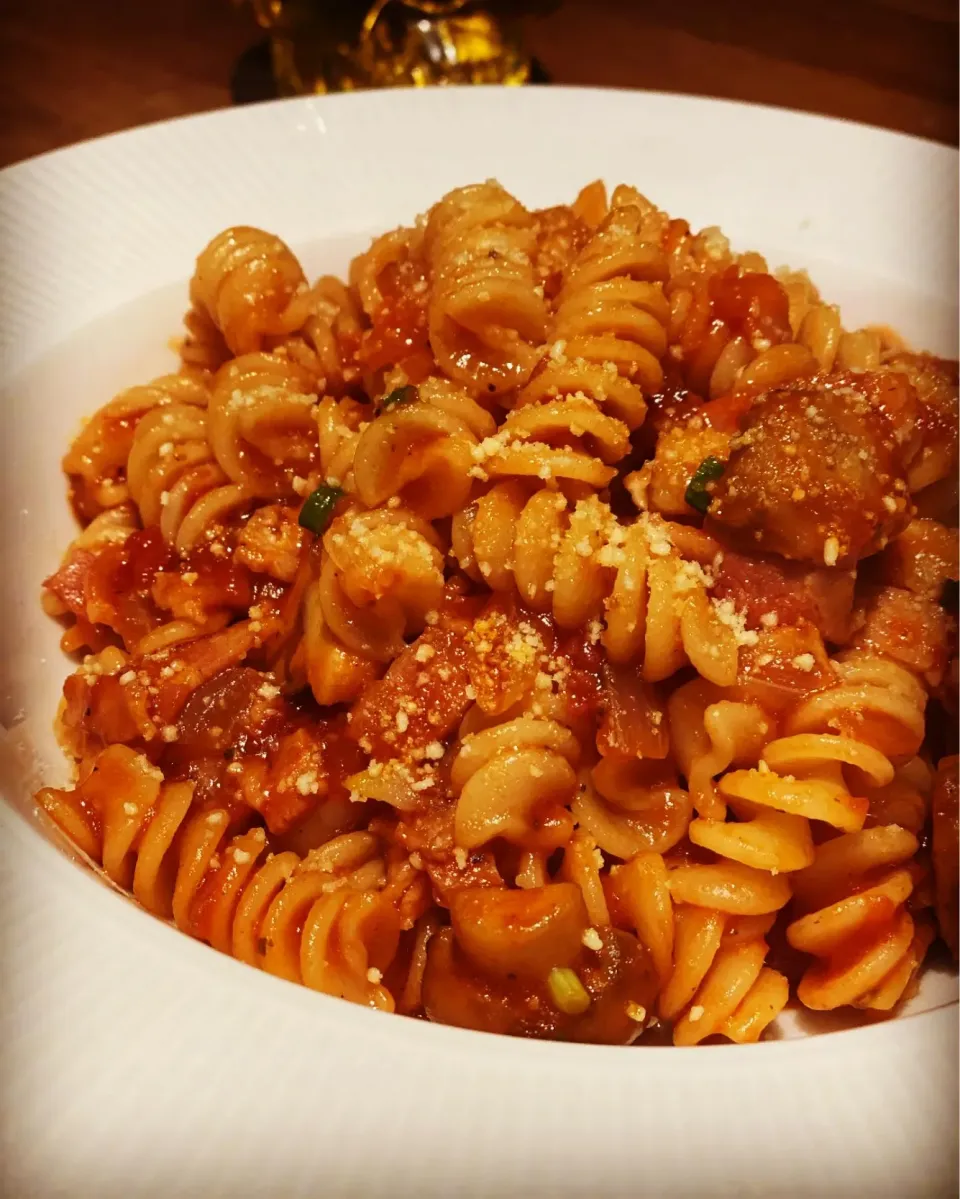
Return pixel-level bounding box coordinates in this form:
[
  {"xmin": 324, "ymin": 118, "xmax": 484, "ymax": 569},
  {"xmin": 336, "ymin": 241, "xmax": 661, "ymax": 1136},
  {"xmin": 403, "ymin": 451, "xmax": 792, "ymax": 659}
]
[{"xmin": 0, "ymin": 0, "xmax": 956, "ymax": 168}]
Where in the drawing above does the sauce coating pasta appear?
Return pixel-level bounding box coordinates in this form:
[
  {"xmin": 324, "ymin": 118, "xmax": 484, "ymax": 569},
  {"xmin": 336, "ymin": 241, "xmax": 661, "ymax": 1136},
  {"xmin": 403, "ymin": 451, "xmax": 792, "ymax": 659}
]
[{"xmin": 37, "ymin": 180, "xmax": 959, "ymax": 1046}]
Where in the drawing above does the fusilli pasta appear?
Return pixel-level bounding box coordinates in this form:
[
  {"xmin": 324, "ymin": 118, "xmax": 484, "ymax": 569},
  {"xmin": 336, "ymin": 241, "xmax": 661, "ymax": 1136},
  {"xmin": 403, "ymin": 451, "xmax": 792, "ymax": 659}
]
[{"xmin": 35, "ymin": 178, "xmax": 959, "ymax": 1049}]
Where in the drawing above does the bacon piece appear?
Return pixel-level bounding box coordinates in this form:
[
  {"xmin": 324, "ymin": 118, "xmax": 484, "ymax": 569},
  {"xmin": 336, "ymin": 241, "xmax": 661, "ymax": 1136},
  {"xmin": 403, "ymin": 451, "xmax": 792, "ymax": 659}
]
[
  {"xmin": 348, "ymin": 626, "xmax": 472, "ymax": 761},
  {"xmin": 712, "ymin": 550, "xmax": 856, "ymax": 644},
  {"xmin": 730, "ymin": 623, "xmax": 834, "ymax": 714},
  {"xmin": 596, "ymin": 663, "xmax": 669, "ymax": 761},
  {"xmin": 43, "ymin": 549, "xmax": 95, "ymax": 617}
]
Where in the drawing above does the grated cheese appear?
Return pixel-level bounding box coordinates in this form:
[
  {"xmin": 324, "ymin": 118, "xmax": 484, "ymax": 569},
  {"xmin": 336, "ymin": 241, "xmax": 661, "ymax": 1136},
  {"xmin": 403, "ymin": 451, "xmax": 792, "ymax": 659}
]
[
  {"xmin": 582, "ymin": 927, "xmax": 603, "ymax": 952},
  {"xmin": 710, "ymin": 598, "xmax": 759, "ymax": 647},
  {"xmin": 295, "ymin": 770, "xmax": 321, "ymax": 796}
]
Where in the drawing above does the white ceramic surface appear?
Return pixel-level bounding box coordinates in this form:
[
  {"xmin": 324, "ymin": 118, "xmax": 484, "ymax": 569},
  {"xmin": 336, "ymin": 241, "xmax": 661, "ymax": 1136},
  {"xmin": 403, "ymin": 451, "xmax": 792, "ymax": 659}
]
[{"xmin": 0, "ymin": 87, "xmax": 957, "ymax": 1198}]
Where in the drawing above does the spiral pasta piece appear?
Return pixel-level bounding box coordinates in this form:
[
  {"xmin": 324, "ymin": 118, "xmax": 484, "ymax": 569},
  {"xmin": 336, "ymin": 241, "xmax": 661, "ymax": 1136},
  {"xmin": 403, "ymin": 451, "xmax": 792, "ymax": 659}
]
[
  {"xmin": 63, "ymin": 372, "xmax": 209, "ymax": 519},
  {"xmin": 425, "ymin": 181, "xmax": 550, "ymax": 394},
  {"xmin": 673, "ymin": 271, "xmax": 817, "ymax": 400},
  {"xmin": 785, "ymin": 650, "xmax": 928, "ymax": 759},
  {"xmin": 611, "ymin": 851, "xmax": 789, "ymax": 1045},
  {"xmin": 451, "ymin": 717, "xmax": 579, "ymax": 852},
  {"xmin": 668, "ymin": 678, "xmax": 772, "ymax": 821},
  {"xmin": 272, "ymin": 276, "xmax": 365, "ymax": 396},
  {"xmin": 207, "ymin": 352, "xmax": 320, "ymax": 498},
  {"xmin": 351, "ymin": 395, "xmax": 479, "ymax": 519},
  {"xmin": 313, "ymin": 395, "xmax": 370, "ymax": 491},
  {"xmin": 777, "ymin": 269, "xmax": 900, "ymax": 373},
  {"xmin": 702, "ymin": 733, "xmax": 879, "ymax": 876},
  {"xmin": 36, "ymin": 747, "xmax": 401, "ymax": 1009},
  {"xmin": 475, "ymin": 398, "xmax": 631, "ymax": 490},
  {"xmin": 351, "ymin": 227, "xmax": 424, "ymax": 320},
  {"xmin": 127, "ymin": 402, "xmax": 252, "ymax": 553},
  {"xmin": 729, "ymin": 666, "xmax": 935, "ymax": 1012},
  {"xmin": 318, "ymin": 506, "xmax": 446, "ymax": 663},
  {"xmin": 616, "ymin": 191, "xmax": 890, "ymax": 399},
  {"xmin": 312, "ymin": 377, "xmax": 493, "ymax": 502},
  {"xmin": 517, "ymin": 193, "xmax": 670, "ymax": 441},
  {"xmin": 608, "ymin": 714, "xmax": 892, "ymax": 1037},
  {"xmin": 453, "ymin": 492, "xmax": 740, "ymax": 680},
  {"xmin": 786, "ymin": 824, "xmax": 932, "ymax": 1011},
  {"xmin": 293, "ymin": 503, "xmax": 448, "ymax": 707},
  {"xmin": 574, "ymin": 758, "xmax": 692, "ymax": 861},
  {"xmin": 186, "ymin": 226, "xmax": 311, "ymax": 356}
]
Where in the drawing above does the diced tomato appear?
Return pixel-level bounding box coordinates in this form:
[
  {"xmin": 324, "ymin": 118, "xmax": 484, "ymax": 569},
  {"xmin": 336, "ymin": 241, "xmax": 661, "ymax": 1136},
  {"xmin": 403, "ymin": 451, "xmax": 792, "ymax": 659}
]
[
  {"xmin": 696, "ymin": 389, "xmax": 755, "ymax": 433},
  {"xmin": 348, "ymin": 626, "xmax": 473, "ymax": 761},
  {"xmin": 254, "ymin": 726, "xmax": 328, "ymax": 834},
  {"xmin": 152, "ymin": 554, "xmax": 253, "ymax": 625},
  {"xmin": 81, "ymin": 528, "xmax": 174, "ymax": 647},
  {"xmin": 731, "ymin": 623, "xmax": 834, "ymax": 714},
  {"xmin": 175, "ymin": 666, "xmax": 285, "ymax": 755},
  {"xmin": 44, "ymin": 549, "xmax": 95, "ymax": 617},
  {"xmin": 713, "ymin": 551, "xmax": 818, "ymax": 629},
  {"xmin": 553, "ymin": 628, "xmax": 605, "ymax": 727},
  {"xmin": 388, "ymin": 800, "xmax": 503, "ymax": 904},
  {"xmin": 60, "ymin": 671, "xmax": 141, "ymax": 754},
  {"xmin": 356, "ymin": 258, "xmax": 430, "ymax": 374},
  {"xmin": 141, "ymin": 622, "xmax": 258, "ymax": 726},
  {"xmin": 710, "ymin": 266, "xmax": 792, "ymax": 347},
  {"xmin": 464, "ymin": 595, "xmax": 555, "ymax": 718},
  {"xmin": 597, "ymin": 663, "xmax": 669, "ymax": 761}
]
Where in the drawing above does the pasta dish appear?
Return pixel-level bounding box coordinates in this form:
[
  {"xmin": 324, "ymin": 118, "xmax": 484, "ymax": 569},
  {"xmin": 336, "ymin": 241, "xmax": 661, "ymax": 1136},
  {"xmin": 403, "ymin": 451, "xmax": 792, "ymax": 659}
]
[{"xmin": 35, "ymin": 180, "xmax": 959, "ymax": 1045}]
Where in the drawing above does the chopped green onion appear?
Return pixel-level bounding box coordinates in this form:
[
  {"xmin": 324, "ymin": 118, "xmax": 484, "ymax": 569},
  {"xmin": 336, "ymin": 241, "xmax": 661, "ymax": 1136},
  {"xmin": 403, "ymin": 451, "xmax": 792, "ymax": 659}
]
[
  {"xmin": 685, "ymin": 455, "xmax": 726, "ymax": 514},
  {"xmin": 547, "ymin": 966, "xmax": 591, "ymax": 1016},
  {"xmin": 298, "ymin": 484, "xmax": 344, "ymax": 535},
  {"xmin": 380, "ymin": 383, "xmax": 418, "ymax": 410}
]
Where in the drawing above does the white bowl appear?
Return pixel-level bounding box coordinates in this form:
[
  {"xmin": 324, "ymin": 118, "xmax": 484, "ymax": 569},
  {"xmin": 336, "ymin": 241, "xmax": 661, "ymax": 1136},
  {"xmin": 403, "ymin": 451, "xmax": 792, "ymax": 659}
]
[{"xmin": 0, "ymin": 87, "xmax": 957, "ymax": 1198}]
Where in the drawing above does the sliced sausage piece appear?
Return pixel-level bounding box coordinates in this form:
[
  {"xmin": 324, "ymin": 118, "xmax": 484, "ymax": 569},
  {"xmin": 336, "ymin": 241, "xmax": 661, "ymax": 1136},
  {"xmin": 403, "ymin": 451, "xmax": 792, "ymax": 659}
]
[{"xmin": 708, "ymin": 374, "xmax": 914, "ymax": 566}]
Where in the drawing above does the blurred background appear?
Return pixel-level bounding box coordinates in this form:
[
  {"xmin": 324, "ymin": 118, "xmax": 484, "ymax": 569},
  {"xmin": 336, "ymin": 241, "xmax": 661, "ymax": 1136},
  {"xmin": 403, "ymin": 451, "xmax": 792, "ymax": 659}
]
[{"xmin": 0, "ymin": 0, "xmax": 956, "ymax": 168}]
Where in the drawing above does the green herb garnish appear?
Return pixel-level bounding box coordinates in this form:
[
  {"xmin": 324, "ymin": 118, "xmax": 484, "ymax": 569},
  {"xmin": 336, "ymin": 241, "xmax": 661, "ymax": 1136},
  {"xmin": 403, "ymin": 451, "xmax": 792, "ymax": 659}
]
[
  {"xmin": 684, "ymin": 455, "xmax": 726, "ymax": 514},
  {"xmin": 380, "ymin": 383, "xmax": 418, "ymax": 410},
  {"xmin": 298, "ymin": 484, "xmax": 344, "ymax": 535},
  {"xmin": 547, "ymin": 966, "xmax": 591, "ymax": 1016}
]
